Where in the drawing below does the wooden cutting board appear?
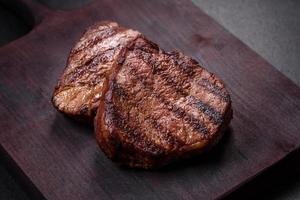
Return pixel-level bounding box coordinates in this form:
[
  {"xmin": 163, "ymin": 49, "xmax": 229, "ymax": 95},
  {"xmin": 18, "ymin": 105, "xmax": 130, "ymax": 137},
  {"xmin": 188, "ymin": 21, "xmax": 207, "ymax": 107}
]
[{"xmin": 1, "ymin": 0, "xmax": 300, "ymax": 199}]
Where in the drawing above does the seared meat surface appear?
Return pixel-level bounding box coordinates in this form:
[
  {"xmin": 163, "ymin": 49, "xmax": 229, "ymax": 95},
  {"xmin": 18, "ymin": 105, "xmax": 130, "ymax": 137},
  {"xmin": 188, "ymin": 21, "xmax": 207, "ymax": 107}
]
[
  {"xmin": 52, "ymin": 21, "xmax": 232, "ymax": 168},
  {"xmin": 52, "ymin": 21, "xmax": 141, "ymax": 122},
  {"xmin": 95, "ymin": 37, "xmax": 232, "ymax": 169}
]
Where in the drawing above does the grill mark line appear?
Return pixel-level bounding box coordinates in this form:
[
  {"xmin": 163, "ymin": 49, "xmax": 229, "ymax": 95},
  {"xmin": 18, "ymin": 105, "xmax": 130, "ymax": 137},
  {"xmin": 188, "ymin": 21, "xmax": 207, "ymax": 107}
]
[
  {"xmin": 66, "ymin": 29, "xmax": 138, "ymax": 84},
  {"xmin": 165, "ymin": 52, "xmax": 229, "ymax": 103},
  {"xmin": 198, "ymin": 79, "xmax": 230, "ymax": 102},
  {"xmin": 112, "ymin": 83, "xmax": 186, "ymax": 147},
  {"xmin": 188, "ymin": 96, "xmax": 223, "ymax": 124},
  {"xmin": 110, "ymin": 106, "xmax": 164, "ymax": 155},
  {"xmin": 137, "ymin": 53, "xmax": 223, "ymax": 125},
  {"xmin": 130, "ymin": 73, "xmax": 209, "ymax": 136},
  {"xmin": 72, "ymin": 25, "xmax": 118, "ymax": 54}
]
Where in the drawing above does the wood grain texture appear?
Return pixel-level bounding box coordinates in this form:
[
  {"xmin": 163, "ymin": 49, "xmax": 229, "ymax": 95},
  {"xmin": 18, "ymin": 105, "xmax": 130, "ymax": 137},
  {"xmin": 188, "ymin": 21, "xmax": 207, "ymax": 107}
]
[{"xmin": 0, "ymin": 0, "xmax": 300, "ymax": 199}]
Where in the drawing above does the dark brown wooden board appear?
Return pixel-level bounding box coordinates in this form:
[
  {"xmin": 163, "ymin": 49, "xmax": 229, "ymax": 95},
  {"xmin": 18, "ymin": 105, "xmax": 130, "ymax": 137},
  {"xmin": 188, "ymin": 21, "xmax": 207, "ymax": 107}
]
[{"xmin": 0, "ymin": 0, "xmax": 300, "ymax": 199}]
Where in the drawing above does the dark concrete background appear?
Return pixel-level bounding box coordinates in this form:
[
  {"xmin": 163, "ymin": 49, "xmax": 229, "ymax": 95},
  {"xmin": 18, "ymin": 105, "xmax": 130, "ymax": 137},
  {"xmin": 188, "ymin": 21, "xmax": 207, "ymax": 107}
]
[
  {"xmin": 193, "ymin": 0, "xmax": 300, "ymax": 86},
  {"xmin": 0, "ymin": 0, "xmax": 299, "ymax": 199}
]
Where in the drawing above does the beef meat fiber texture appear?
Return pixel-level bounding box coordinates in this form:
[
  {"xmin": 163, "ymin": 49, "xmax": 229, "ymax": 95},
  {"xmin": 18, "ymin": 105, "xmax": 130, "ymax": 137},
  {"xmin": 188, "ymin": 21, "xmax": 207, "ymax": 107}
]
[{"xmin": 52, "ymin": 21, "xmax": 232, "ymax": 169}]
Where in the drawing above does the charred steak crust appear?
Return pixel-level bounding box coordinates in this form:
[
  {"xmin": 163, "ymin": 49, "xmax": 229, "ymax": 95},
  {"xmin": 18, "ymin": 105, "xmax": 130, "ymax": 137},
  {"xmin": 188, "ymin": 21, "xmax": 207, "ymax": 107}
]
[
  {"xmin": 95, "ymin": 37, "xmax": 232, "ymax": 169},
  {"xmin": 52, "ymin": 21, "xmax": 141, "ymax": 122},
  {"xmin": 52, "ymin": 21, "xmax": 232, "ymax": 168}
]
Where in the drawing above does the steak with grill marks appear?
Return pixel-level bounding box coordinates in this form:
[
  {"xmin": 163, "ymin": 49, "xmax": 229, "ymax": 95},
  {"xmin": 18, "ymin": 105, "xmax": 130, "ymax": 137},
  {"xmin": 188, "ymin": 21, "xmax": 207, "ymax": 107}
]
[
  {"xmin": 95, "ymin": 37, "xmax": 233, "ymax": 169},
  {"xmin": 52, "ymin": 21, "xmax": 141, "ymax": 122}
]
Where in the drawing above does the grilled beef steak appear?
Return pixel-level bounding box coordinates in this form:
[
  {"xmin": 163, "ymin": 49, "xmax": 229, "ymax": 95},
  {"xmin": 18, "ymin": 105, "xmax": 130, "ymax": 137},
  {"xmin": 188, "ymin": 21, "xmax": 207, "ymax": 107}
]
[
  {"xmin": 52, "ymin": 21, "xmax": 232, "ymax": 168},
  {"xmin": 95, "ymin": 37, "xmax": 232, "ymax": 169},
  {"xmin": 52, "ymin": 21, "xmax": 141, "ymax": 122}
]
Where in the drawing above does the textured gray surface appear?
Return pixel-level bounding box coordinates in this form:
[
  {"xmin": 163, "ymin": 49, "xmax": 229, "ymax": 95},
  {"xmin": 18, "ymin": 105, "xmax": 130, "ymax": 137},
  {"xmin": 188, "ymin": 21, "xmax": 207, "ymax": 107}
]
[
  {"xmin": 192, "ymin": 0, "xmax": 300, "ymax": 86},
  {"xmin": 0, "ymin": 0, "xmax": 299, "ymax": 200}
]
